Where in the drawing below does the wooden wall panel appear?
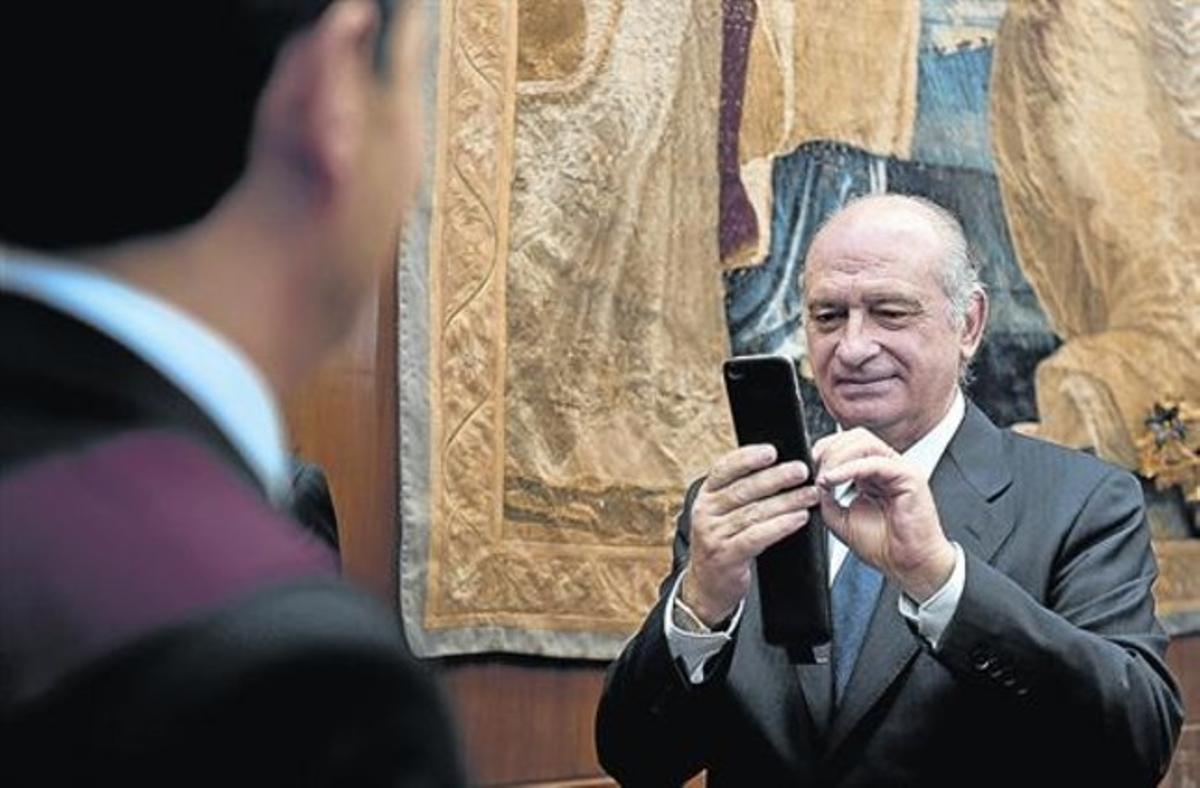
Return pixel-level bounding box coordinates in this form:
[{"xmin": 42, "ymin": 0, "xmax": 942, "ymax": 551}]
[
  {"xmin": 439, "ymin": 658, "xmax": 611, "ymax": 785},
  {"xmin": 286, "ymin": 269, "xmax": 398, "ymax": 602},
  {"xmin": 1163, "ymin": 636, "xmax": 1200, "ymax": 787}
]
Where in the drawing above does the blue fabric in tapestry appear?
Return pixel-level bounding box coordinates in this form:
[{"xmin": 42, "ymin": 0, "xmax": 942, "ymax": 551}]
[
  {"xmin": 913, "ymin": 43, "xmax": 995, "ymax": 173},
  {"xmin": 912, "ymin": 0, "xmax": 1007, "ymax": 172}
]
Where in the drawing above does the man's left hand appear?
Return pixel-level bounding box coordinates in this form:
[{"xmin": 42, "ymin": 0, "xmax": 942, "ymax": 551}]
[{"xmin": 812, "ymin": 428, "xmax": 955, "ymax": 602}]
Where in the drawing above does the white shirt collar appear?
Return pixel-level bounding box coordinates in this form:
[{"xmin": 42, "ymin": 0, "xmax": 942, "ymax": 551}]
[
  {"xmin": 901, "ymin": 388, "xmax": 966, "ymax": 481},
  {"xmin": 1, "ymin": 250, "xmax": 290, "ymax": 504}
]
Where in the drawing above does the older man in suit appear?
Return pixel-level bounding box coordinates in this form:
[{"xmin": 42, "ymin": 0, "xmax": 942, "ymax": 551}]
[
  {"xmin": 596, "ymin": 194, "xmax": 1183, "ymax": 786},
  {"xmin": 0, "ymin": 2, "xmax": 464, "ymax": 785}
]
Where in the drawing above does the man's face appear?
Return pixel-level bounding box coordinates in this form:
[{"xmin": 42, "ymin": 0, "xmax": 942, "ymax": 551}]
[{"xmin": 803, "ymin": 203, "xmax": 981, "ymax": 451}]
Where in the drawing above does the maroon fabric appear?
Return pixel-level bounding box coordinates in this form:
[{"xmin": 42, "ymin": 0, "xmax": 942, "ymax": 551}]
[
  {"xmin": 0, "ymin": 430, "xmax": 337, "ymax": 704},
  {"xmin": 718, "ymin": 0, "xmax": 759, "ymax": 263}
]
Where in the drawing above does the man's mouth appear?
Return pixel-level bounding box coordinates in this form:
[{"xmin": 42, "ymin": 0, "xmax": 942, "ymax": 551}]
[{"xmin": 834, "ymin": 375, "xmax": 898, "ymax": 394}]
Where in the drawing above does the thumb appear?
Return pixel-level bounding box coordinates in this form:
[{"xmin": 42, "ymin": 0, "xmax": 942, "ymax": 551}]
[{"xmin": 819, "ymin": 488, "xmax": 848, "ymax": 542}]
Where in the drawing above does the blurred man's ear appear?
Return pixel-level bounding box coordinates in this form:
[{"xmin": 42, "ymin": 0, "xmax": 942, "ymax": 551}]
[{"xmin": 250, "ymin": 0, "xmax": 384, "ymax": 212}]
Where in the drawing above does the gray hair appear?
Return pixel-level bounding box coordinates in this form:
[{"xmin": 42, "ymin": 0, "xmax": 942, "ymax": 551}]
[{"xmin": 908, "ymin": 196, "xmax": 985, "ymax": 331}]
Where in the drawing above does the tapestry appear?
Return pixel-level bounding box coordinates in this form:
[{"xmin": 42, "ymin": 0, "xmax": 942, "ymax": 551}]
[
  {"xmin": 399, "ymin": 0, "xmax": 1200, "ymax": 658},
  {"xmin": 401, "ymin": 0, "xmax": 733, "ymax": 658},
  {"xmin": 990, "ymin": 0, "xmax": 1200, "ymax": 469}
]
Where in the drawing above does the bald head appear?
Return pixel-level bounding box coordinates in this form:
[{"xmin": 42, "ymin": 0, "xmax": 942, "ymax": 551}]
[{"xmin": 805, "ymin": 194, "xmax": 982, "ymax": 330}]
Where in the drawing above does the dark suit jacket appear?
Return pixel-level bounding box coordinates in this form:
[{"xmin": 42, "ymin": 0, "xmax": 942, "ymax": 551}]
[
  {"xmin": 287, "ymin": 456, "xmax": 341, "ymax": 552},
  {"xmin": 0, "ymin": 292, "xmax": 465, "ymax": 786},
  {"xmin": 596, "ymin": 401, "xmax": 1183, "ymax": 787}
]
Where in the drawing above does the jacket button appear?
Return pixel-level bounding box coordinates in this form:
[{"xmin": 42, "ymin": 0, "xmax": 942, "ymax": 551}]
[
  {"xmin": 971, "ymin": 649, "xmax": 995, "ymax": 671},
  {"xmin": 989, "ymin": 665, "xmax": 1011, "ymax": 681}
]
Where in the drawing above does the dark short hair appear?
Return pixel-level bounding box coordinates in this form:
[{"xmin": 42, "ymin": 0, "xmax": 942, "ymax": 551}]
[{"xmin": 1, "ymin": 1, "xmax": 399, "ymax": 252}]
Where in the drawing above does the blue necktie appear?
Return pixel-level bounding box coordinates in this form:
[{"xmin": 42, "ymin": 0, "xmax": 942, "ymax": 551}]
[{"xmin": 831, "ymin": 551, "xmax": 883, "ymax": 700}]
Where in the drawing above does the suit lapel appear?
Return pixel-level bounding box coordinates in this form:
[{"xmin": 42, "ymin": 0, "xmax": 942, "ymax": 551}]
[
  {"xmin": 936, "ymin": 403, "xmax": 1015, "ymax": 563},
  {"xmin": 824, "ymin": 403, "xmax": 1014, "ymax": 754}
]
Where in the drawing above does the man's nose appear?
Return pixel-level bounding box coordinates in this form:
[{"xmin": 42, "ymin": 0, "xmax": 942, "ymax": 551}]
[{"xmin": 834, "ymin": 311, "xmax": 879, "ymax": 367}]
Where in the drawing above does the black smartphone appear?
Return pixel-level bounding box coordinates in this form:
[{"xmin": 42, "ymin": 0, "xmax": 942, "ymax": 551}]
[{"xmin": 722, "ymin": 354, "xmax": 831, "ymax": 648}]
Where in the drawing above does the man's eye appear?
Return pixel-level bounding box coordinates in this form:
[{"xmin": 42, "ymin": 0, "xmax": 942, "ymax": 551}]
[
  {"xmin": 874, "ymin": 308, "xmax": 911, "ymax": 324},
  {"xmin": 811, "ymin": 311, "xmax": 845, "ymax": 326}
]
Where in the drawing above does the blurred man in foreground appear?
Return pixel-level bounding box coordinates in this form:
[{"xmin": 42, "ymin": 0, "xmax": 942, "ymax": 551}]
[{"xmin": 1, "ymin": 2, "xmax": 464, "ymax": 785}]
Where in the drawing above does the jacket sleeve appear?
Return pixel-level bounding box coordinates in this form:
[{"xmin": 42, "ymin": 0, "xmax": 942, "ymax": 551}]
[
  {"xmin": 595, "ymin": 478, "xmax": 732, "ymax": 786},
  {"xmin": 935, "ymin": 467, "xmax": 1183, "ymax": 785}
]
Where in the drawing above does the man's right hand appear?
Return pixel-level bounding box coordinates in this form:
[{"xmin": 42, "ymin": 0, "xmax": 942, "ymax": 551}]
[{"xmin": 679, "ymin": 445, "xmax": 820, "ymax": 626}]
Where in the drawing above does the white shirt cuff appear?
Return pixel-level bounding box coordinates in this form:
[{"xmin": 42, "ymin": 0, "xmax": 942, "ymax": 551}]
[
  {"xmin": 663, "ymin": 570, "xmax": 744, "ymax": 683},
  {"xmin": 897, "ymin": 542, "xmax": 965, "ymax": 651}
]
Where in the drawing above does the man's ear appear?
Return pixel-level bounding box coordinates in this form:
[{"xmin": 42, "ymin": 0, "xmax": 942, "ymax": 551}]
[
  {"xmin": 250, "ymin": 0, "xmax": 383, "ymax": 211},
  {"xmin": 960, "ymin": 288, "xmax": 989, "ymax": 362}
]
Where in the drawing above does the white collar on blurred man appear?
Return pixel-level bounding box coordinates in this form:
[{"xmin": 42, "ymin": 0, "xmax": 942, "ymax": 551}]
[{"xmin": 1, "ymin": 250, "xmax": 290, "ymax": 503}]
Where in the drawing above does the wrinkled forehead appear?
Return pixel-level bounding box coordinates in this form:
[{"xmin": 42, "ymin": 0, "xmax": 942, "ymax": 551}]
[
  {"xmin": 810, "ymin": 202, "xmax": 943, "ymax": 261},
  {"xmin": 805, "ymin": 208, "xmax": 944, "ymax": 288},
  {"xmin": 803, "ymin": 266, "xmax": 937, "ymax": 315}
]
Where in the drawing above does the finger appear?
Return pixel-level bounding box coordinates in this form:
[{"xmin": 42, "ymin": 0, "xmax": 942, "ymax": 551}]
[
  {"xmin": 816, "ymin": 455, "xmax": 911, "ymax": 493},
  {"xmin": 711, "ymin": 483, "xmax": 820, "ymax": 539},
  {"xmin": 704, "ymin": 444, "xmax": 778, "ymax": 492},
  {"xmin": 810, "ymin": 433, "xmax": 835, "ymax": 466},
  {"xmin": 710, "ymin": 460, "xmax": 811, "ymax": 516},
  {"xmin": 812, "ymin": 428, "xmax": 874, "ymax": 464},
  {"xmin": 812, "ymin": 428, "xmax": 896, "ymax": 471},
  {"xmin": 818, "ymin": 489, "xmax": 851, "ymax": 542},
  {"xmin": 819, "ymin": 490, "xmax": 886, "ymax": 555},
  {"xmin": 728, "ymin": 509, "xmax": 811, "ymax": 559}
]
